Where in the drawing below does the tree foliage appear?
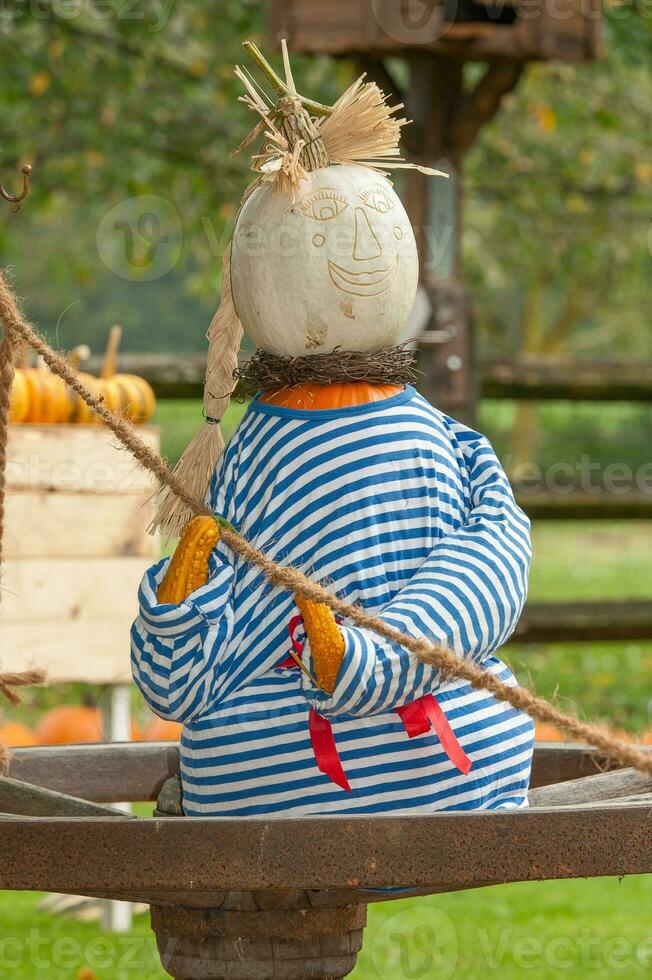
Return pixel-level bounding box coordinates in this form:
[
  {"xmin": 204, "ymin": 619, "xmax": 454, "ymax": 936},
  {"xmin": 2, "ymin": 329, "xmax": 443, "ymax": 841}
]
[
  {"xmin": 465, "ymin": 7, "xmax": 652, "ymax": 360},
  {"xmin": 0, "ymin": 2, "xmax": 649, "ymax": 358}
]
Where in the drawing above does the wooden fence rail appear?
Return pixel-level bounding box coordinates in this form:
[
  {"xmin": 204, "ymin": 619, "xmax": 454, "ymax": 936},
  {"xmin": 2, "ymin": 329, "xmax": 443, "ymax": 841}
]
[
  {"xmin": 9, "ymin": 742, "xmax": 646, "ymax": 803},
  {"xmin": 85, "ymin": 353, "xmax": 652, "ymax": 403},
  {"xmin": 515, "ymin": 491, "xmax": 652, "ymax": 520},
  {"xmin": 483, "ymin": 359, "xmax": 652, "ymax": 402},
  {"xmin": 81, "ymin": 353, "xmax": 652, "ymax": 520},
  {"xmin": 513, "ymin": 600, "xmax": 652, "ymax": 644}
]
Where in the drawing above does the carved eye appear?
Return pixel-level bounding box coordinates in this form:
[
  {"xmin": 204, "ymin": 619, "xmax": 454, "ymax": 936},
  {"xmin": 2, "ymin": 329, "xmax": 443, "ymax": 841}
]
[
  {"xmin": 299, "ymin": 189, "xmax": 348, "ymax": 222},
  {"xmin": 360, "ymin": 185, "xmax": 395, "ymax": 215}
]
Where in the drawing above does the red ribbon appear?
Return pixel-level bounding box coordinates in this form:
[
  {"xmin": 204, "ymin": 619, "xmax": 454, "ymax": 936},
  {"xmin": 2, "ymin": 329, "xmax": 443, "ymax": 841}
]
[
  {"xmin": 276, "ymin": 614, "xmax": 305, "ymax": 669},
  {"xmin": 279, "ymin": 616, "xmax": 471, "ymax": 792},
  {"xmin": 309, "ymin": 707, "xmax": 352, "ymax": 792},
  {"xmin": 280, "ymin": 616, "xmax": 353, "ymax": 792},
  {"xmin": 396, "ymin": 694, "xmax": 472, "ymax": 775}
]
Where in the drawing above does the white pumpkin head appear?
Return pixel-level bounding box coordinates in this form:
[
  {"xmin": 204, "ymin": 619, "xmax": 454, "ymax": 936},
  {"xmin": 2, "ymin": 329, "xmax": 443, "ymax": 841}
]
[{"xmin": 231, "ymin": 164, "xmax": 419, "ymax": 358}]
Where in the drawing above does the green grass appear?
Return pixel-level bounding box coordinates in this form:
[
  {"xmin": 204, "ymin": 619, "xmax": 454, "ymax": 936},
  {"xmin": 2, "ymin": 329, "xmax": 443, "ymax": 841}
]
[
  {"xmin": 0, "ymin": 892, "xmax": 161, "ymax": 979},
  {"xmin": 355, "ymin": 877, "xmax": 652, "ymax": 979},
  {"xmin": 508, "ymin": 520, "xmax": 652, "ymax": 732},
  {"xmin": 1, "ymin": 398, "xmax": 650, "ymax": 977},
  {"xmin": 1, "ymin": 877, "xmax": 649, "ymax": 978}
]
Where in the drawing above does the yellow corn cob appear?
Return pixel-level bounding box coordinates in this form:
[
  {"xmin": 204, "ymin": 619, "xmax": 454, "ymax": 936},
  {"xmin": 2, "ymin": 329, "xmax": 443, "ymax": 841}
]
[
  {"xmin": 295, "ymin": 596, "xmax": 344, "ymax": 694},
  {"xmin": 157, "ymin": 516, "xmax": 220, "ymax": 605}
]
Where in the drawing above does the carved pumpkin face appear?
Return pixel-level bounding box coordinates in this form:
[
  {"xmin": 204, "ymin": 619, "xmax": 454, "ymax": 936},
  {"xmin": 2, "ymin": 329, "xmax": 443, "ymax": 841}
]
[{"xmin": 231, "ymin": 164, "xmax": 419, "ymax": 357}]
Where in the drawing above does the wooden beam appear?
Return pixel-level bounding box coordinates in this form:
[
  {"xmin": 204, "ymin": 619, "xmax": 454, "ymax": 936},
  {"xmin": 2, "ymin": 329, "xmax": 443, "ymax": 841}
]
[
  {"xmin": 529, "ymin": 768, "xmax": 652, "ymax": 807},
  {"xmin": 516, "ymin": 491, "xmax": 652, "ymax": 521},
  {"xmin": 268, "ymin": 0, "xmax": 602, "ymax": 63},
  {"xmin": 8, "ymin": 742, "xmax": 642, "ymax": 802},
  {"xmin": 483, "ymin": 358, "xmax": 652, "ymax": 401},
  {"xmin": 529, "ymin": 743, "xmax": 630, "ymax": 788},
  {"xmin": 0, "ymin": 805, "xmax": 648, "ymax": 898},
  {"xmin": 8, "ymin": 742, "xmax": 180, "ymax": 803},
  {"xmin": 513, "ymin": 600, "xmax": 652, "ymax": 645},
  {"xmin": 0, "ymin": 776, "xmax": 130, "ymax": 818}
]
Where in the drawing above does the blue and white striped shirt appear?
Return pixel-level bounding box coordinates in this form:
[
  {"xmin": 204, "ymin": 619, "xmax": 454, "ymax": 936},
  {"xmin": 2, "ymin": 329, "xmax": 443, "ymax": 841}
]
[{"xmin": 131, "ymin": 386, "xmax": 533, "ymax": 816}]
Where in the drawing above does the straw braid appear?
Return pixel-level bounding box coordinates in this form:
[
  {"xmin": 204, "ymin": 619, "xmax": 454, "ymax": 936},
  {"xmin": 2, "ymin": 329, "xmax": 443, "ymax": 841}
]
[{"xmin": 0, "ymin": 272, "xmax": 650, "ymax": 777}]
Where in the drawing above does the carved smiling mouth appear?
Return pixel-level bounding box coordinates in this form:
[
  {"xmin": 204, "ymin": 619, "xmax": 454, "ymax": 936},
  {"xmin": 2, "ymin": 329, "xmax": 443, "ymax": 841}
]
[{"xmin": 327, "ymin": 256, "xmax": 398, "ymax": 297}]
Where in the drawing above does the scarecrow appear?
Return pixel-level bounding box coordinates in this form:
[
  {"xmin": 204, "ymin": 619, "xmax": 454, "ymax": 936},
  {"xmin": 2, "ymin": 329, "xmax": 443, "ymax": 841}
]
[{"xmin": 131, "ymin": 44, "xmax": 533, "ymax": 816}]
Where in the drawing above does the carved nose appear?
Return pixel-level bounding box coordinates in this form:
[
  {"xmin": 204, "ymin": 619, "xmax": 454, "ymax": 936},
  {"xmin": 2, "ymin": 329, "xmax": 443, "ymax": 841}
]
[{"xmin": 353, "ymin": 208, "xmax": 382, "ymax": 261}]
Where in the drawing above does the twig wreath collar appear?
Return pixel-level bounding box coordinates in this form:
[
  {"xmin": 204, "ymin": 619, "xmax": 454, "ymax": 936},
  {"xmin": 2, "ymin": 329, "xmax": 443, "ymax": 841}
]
[{"xmin": 237, "ymin": 344, "xmax": 419, "ymax": 397}]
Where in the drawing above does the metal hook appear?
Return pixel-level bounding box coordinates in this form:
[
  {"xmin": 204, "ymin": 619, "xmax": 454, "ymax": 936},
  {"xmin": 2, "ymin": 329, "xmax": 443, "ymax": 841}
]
[{"xmin": 1, "ymin": 164, "xmax": 32, "ymax": 211}]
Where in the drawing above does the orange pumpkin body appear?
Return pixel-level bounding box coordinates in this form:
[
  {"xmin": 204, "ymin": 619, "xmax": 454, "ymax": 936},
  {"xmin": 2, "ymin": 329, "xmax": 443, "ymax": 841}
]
[{"xmin": 259, "ymin": 382, "xmax": 403, "ymax": 411}]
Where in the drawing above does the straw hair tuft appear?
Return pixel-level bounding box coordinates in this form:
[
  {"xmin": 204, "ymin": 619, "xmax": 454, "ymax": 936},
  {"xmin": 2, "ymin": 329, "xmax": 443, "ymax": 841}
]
[
  {"xmin": 319, "ymin": 76, "xmax": 447, "ymax": 179},
  {"xmin": 234, "ymin": 42, "xmax": 448, "ymax": 188},
  {"xmin": 318, "ymin": 77, "xmax": 404, "ymax": 173}
]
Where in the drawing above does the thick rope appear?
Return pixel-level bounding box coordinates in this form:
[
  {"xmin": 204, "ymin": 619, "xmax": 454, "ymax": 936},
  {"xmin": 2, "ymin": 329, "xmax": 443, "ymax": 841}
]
[
  {"xmin": 0, "ymin": 316, "xmax": 16, "ymax": 576},
  {"xmin": 0, "ymin": 304, "xmax": 46, "ymax": 768},
  {"xmin": 0, "ymin": 271, "xmax": 650, "ymax": 777}
]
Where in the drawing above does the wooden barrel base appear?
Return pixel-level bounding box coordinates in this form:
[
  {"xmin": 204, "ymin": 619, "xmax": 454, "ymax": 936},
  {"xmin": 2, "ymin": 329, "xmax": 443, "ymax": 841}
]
[{"xmin": 151, "ymin": 892, "xmax": 366, "ymax": 979}]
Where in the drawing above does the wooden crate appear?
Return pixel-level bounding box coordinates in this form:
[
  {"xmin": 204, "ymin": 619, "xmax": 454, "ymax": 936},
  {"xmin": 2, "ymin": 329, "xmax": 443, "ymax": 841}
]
[{"xmin": 1, "ymin": 425, "xmax": 160, "ymax": 684}]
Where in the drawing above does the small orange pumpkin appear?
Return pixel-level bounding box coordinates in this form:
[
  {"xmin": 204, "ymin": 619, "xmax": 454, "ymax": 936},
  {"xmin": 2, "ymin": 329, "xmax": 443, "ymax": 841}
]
[
  {"xmin": 130, "ymin": 720, "xmax": 144, "ymax": 741},
  {"xmin": 35, "ymin": 705, "xmax": 104, "ymax": 745},
  {"xmin": 141, "ymin": 716, "xmax": 182, "ymax": 742},
  {"xmin": 0, "ymin": 721, "xmax": 38, "ymax": 747},
  {"xmin": 9, "ymin": 370, "xmax": 30, "ymax": 423},
  {"xmin": 534, "ymin": 721, "xmax": 563, "ymax": 742}
]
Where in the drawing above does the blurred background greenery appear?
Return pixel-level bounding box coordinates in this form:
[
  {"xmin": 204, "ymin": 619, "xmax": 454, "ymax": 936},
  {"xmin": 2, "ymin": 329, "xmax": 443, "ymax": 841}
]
[
  {"xmin": 0, "ymin": 1, "xmax": 650, "ymax": 360},
  {"xmin": 1, "ymin": 1, "xmax": 651, "ymax": 976}
]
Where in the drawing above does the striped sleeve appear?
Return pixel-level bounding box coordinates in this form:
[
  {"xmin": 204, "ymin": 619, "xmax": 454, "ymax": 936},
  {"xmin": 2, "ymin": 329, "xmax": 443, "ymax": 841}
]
[
  {"xmin": 301, "ymin": 428, "xmax": 531, "ymax": 719},
  {"xmin": 130, "ymin": 549, "xmax": 235, "ymax": 723}
]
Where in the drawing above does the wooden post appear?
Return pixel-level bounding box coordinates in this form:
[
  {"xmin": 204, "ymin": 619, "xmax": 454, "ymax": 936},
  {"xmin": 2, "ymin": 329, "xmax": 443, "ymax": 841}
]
[
  {"xmin": 404, "ymin": 54, "xmax": 476, "ymax": 423},
  {"xmin": 152, "ymin": 780, "xmax": 366, "ymax": 979},
  {"xmin": 103, "ymin": 684, "xmax": 134, "ymax": 934}
]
